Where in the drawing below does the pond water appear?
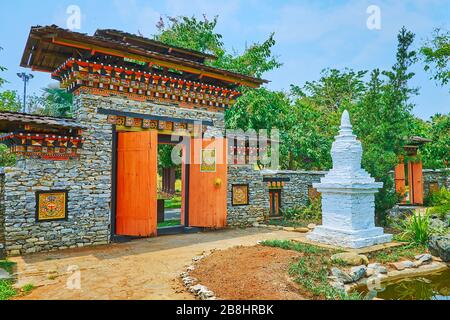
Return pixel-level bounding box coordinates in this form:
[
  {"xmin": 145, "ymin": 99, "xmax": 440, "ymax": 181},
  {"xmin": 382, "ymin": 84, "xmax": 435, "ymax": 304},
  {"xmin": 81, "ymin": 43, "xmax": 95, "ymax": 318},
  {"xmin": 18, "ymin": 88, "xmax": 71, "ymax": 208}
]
[{"xmin": 356, "ymin": 269, "xmax": 450, "ymax": 300}]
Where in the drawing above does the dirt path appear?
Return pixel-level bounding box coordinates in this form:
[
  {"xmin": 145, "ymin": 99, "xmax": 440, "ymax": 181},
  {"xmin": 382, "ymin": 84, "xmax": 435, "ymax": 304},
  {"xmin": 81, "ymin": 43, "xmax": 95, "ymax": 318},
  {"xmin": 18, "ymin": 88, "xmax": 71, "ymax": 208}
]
[{"xmin": 9, "ymin": 228, "xmax": 303, "ymax": 300}]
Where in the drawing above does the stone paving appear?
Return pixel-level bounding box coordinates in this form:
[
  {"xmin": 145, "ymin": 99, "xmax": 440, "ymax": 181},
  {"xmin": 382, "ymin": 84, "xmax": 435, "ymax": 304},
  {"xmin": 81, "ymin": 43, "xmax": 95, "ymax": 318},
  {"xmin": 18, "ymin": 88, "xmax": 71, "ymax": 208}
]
[{"xmin": 9, "ymin": 228, "xmax": 303, "ymax": 300}]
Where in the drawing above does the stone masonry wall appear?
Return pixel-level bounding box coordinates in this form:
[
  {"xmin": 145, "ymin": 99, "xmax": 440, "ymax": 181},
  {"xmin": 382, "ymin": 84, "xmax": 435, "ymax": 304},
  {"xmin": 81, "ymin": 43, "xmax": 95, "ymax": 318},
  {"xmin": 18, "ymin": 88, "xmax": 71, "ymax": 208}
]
[
  {"xmin": 423, "ymin": 168, "xmax": 450, "ymax": 199},
  {"xmin": 0, "ymin": 170, "xmax": 5, "ymax": 258},
  {"xmin": 227, "ymin": 166, "xmax": 326, "ymax": 226},
  {"xmin": 1, "ymin": 93, "xmax": 225, "ymax": 256},
  {"xmin": 262, "ymin": 170, "xmax": 327, "ymax": 210},
  {"xmin": 227, "ymin": 165, "xmax": 269, "ymax": 227}
]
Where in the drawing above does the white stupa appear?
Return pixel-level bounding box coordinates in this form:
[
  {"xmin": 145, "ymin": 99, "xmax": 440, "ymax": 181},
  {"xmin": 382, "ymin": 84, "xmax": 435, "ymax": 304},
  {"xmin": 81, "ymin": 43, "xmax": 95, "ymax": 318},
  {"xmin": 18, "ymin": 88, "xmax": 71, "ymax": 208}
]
[{"xmin": 307, "ymin": 110, "xmax": 392, "ymax": 248}]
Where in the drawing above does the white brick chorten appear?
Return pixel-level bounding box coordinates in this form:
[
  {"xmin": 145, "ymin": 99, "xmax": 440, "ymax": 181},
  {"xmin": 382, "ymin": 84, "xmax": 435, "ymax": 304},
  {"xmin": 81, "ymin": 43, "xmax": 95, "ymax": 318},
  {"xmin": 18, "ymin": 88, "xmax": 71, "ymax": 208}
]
[{"xmin": 307, "ymin": 110, "xmax": 392, "ymax": 248}]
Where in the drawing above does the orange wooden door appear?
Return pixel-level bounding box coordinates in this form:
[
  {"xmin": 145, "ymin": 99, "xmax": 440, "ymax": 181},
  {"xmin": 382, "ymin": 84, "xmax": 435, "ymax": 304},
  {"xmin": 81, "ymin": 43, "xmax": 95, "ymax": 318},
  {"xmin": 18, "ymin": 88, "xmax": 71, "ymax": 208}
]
[
  {"xmin": 188, "ymin": 138, "xmax": 227, "ymax": 228},
  {"xmin": 116, "ymin": 131, "xmax": 158, "ymax": 237},
  {"xmin": 410, "ymin": 161, "xmax": 424, "ymax": 205},
  {"xmin": 394, "ymin": 163, "xmax": 406, "ymax": 203}
]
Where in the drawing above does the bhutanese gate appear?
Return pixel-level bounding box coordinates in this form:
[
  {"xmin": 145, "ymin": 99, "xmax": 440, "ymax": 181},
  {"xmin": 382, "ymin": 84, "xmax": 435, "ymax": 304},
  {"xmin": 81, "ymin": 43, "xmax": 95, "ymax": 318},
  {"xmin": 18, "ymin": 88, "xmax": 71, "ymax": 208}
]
[{"xmin": 0, "ymin": 26, "xmax": 448, "ymax": 257}]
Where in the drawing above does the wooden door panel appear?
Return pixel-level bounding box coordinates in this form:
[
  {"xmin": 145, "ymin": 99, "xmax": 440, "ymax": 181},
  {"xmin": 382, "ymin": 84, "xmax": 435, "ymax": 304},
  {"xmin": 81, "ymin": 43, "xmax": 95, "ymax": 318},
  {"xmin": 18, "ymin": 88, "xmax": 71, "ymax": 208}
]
[
  {"xmin": 394, "ymin": 163, "xmax": 406, "ymax": 203},
  {"xmin": 116, "ymin": 131, "xmax": 158, "ymax": 237},
  {"xmin": 189, "ymin": 138, "xmax": 227, "ymax": 228},
  {"xmin": 411, "ymin": 161, "xmax": 424, "ymax": 205}
]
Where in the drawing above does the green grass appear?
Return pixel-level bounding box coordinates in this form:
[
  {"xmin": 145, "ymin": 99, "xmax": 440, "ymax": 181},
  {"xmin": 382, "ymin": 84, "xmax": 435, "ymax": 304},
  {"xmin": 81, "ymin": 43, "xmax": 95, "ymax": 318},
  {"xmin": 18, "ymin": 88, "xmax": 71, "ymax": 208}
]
[
  {"xmin": 368, "ymin": 243, "xmax": 426, "ymax": 264},
  {"xmin": 0, "ymin": 260, "xmax": 17, "ymax": 300},
  {"xmin": 164, "ymin": 196, "xmax": 182, "ymax": 209},
  {"xmin": 157, "ymin": 219, "xmax": 182, "ymax": 228},
  {"xmin": 0, "ymin": 280, "xmax": 16, "ymax": 300},
  {"xmin": 21, "ymin": 284, "xmax": 34, "ymax": 294},
  {"xmin": 261, "ymin": 240, "xmax": 360, "ymax": 300}
]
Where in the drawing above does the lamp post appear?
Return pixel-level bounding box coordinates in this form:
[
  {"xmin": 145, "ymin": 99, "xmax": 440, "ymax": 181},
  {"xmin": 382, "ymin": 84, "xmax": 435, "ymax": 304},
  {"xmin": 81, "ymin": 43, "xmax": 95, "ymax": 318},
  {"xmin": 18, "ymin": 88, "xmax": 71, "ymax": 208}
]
[{"xmin": 16, "ymin": 72, "xmax": 34, "ymax": 113}]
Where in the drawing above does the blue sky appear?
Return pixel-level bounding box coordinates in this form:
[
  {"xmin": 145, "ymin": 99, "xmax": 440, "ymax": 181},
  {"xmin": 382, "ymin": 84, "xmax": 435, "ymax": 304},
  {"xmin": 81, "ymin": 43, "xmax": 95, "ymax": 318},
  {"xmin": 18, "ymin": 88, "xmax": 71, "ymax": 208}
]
[{"xmin": 0, "ymin": 0, "xmax": 448, "ymax": 119}]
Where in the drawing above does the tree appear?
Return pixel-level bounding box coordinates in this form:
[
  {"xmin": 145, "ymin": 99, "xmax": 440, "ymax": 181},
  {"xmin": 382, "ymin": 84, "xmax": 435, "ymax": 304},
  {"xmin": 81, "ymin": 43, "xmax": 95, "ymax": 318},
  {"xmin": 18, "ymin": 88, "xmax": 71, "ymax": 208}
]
[
  {"xmin": 0, "ymin": 47, "xmax": 21, "ymax": 112},
  {"xmin": 34, "ymin": 86, "xmax": 73, "ymax": 117},
  {"xmin": 155, "ymin": 15, "xmax": 281, "ymax": 78},
  {"xmin": 420, "ymin": 28, "xmax": 450, "ymax": 88},
  {"xmin": 351, "ymin": 28, "xmax": 420, "ymax": 216},
  {"xmin": 421, "ymin": 113, "xmax": 450, "ymax": 169}
]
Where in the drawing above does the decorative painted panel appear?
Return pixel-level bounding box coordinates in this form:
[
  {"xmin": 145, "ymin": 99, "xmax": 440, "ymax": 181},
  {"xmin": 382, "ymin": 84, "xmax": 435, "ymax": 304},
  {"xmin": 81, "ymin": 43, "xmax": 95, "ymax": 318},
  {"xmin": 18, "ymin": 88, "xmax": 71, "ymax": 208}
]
[
  {"xmin": 232, "ymin": 184, "xmax": 249, "ymax": 206},
  {"xmin": 36, "ymin": 190, "xmax": 68, "ymax": 222}
]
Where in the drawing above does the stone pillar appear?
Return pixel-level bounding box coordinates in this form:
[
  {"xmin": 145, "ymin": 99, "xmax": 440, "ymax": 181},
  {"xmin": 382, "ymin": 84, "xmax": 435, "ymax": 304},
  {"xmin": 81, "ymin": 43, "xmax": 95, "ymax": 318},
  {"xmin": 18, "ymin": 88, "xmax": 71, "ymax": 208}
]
[{"xmin": 307, "ymin": 110, "xmax": 392, "ymax": 248}]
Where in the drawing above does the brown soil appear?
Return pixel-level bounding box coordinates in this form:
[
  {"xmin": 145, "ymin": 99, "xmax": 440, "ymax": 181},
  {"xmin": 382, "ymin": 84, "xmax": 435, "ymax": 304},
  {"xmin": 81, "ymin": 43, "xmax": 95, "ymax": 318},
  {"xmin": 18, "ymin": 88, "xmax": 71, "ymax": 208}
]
[{"xmin": 190, "ymin": 245, "xmax": 306, "ymax": 300}]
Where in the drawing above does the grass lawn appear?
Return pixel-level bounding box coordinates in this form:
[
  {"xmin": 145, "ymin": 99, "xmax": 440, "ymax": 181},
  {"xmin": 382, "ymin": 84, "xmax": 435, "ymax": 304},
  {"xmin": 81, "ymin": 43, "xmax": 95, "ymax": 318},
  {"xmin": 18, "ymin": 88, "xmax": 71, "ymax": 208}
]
[
  {"xmin": 157, "ymin": 219, "xmax": 182, "ymax": 228},
  {"xmin": 164, "ymin": 196, "xmax": 182, "ymax": 209},
  {"xmin": 261, "ymin": 240, "xmax": 361, "ymax": 300}
]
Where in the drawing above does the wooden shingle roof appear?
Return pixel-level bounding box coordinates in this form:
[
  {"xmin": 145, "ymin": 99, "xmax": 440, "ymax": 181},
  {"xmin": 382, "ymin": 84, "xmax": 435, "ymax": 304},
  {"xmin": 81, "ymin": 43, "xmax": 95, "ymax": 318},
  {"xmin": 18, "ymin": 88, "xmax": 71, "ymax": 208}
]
[{"xmin": 20, "ymin": 25, "xmax": 267, "ymax": 88}]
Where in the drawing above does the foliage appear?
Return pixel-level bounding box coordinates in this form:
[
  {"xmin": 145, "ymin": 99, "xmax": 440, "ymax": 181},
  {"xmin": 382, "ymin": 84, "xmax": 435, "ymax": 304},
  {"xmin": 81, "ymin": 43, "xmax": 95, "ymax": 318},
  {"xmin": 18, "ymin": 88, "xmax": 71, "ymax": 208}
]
[
  {"xmin": 261, "ymin": 240, "xmax": 361, "ymax": 300},
  {"xmin": 0, "ymin": 280, "xmax": 16, "ymax": 300},
  {"xmin": 0, "ymin": 90, "xmax": 21, "ymax": 112},
  {"xmin": 0, "ymin": 260, "xmax": 16, "ymax": 301},
  {"xmin": 398, "ymin": 210, "xmax": 431, "ymax": 245},
  {"xmin": 34, "ymin": 86, "xmax": 73, "ymax": 117},
  {"xmin": 0, "ymin": 144, "xmax": 15, "ymax": 167},
  {"xmin": 155, "ymin": 15, "xmax": 281, "ymax": 78},
  {"xmin": 421, "ymin": 113, "xmax": 450, "ymax": 169},
  {"xmin": 427, "ymin": 186, "xmax": 450, "ymax": 207},
  {"xmin": 420, "ymin": 28, "xmax": 450, "ymax": 88},
  {"xmin": 281, "ymin": 197, "xmax": 322, "ymax": 221},
  {"xmin": 426, "ymin": 187, "xmax": 450, "ymax": 221}
]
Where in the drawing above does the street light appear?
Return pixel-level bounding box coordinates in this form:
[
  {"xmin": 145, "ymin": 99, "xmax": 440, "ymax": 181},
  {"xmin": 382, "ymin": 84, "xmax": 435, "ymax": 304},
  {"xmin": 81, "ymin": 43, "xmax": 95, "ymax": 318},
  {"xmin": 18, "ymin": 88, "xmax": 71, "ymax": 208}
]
[{"xmin": 16, "ymin": 72, "xmax": 34, "ymax": 113}]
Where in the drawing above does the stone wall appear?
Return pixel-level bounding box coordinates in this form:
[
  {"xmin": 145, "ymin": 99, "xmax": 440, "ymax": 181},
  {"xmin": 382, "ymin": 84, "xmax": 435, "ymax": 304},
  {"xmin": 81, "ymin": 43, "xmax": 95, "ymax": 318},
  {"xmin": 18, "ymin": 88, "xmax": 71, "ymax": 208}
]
[
  {"xmin": 423, "ymin": 168, "xmax": 450, "ymax": 199},
  {"xmin": 227, "ymin": 165, "xmax": 268, "ymax": 227},
  {"xmin": 227, "ymin": 166, "xmax": 326, "ymax": 226},
  {"xmin": 0, "ymin": 170, "xmax": 5, "ymax": 259},
  {"xmin": 0, "ymin": 93, "xmax": 226, "ymax": 256},
  {"xmin": 262, "ymin": 170, "xmax": 326, "ymax": 210}
]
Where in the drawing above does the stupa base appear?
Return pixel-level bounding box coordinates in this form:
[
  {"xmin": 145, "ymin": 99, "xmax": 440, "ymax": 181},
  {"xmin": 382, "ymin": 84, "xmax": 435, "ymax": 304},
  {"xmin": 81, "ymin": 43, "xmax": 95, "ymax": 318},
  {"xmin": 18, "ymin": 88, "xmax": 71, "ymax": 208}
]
[{"xmin": 307, "ymin": 226, "xmax": 393, "ymax": 249}]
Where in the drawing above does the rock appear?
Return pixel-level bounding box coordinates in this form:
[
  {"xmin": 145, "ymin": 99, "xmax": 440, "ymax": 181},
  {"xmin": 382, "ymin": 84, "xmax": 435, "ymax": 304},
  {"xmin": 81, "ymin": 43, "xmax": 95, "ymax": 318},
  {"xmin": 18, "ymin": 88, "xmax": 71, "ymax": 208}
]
[
  {"xmin": 368, "ymin": 263, "xmax": 381, "ymax": 269},
  {"xmin": 377, "ymin": 266, "xmax": 388, "ymax": 274},
  {"xmin": 428, "ymin": 235, "xmax": 450, "ymax": 262},
  {"xmin": 430, "ymin": 218, "xmax": 447, "ymax": 230},
  {"xmin": 391, "ymin": 260, "xmax": 415, "ymax": 270},
  {"xmin": 331, "ymin": 267, "xmax": 354, "ymax": 284},
  {"xmin": 331, "ymin": 252, "xmax": 369, "ymax": 266},
  {"xmin": 283, "ymin": 227, "xmax": 295, "ymax": 232},
  {"xmin": 0, "ymin": 268, "xmax": 12, "ymax": 280},
  {"xmin": 307, "ymin": 223, "xmax": 317, "ymax": 230},
  {"xmin": 350, "ymin": 265, "xmax": 366, "ymax": 282},
  {"xmin": 366, "ymin": 268, "xmax": 376, "ymax": 277},
  {"xmin": 415, "ymin": 253, "xmax": 432, "ymax": 264},
  {"xmin": 294, "ymin": 227, "xmax": 310, "ymax": 233}
]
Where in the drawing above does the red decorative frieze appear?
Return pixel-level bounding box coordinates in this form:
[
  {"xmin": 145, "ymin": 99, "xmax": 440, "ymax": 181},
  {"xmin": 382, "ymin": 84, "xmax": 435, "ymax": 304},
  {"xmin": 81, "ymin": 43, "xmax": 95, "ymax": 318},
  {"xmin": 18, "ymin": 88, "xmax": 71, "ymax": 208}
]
[
  {"xmin": 52, "ymin": 59, "xmax": 240, "ymax": 112},
  {"xmin": 0, "ymin": 132, "xmax": 85, "ymax": 160}
]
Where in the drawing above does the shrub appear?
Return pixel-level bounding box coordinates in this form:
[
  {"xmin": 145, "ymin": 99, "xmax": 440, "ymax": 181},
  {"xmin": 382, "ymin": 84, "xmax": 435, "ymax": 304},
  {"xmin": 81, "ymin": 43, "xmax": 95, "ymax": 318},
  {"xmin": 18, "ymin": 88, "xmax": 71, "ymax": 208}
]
[
  {"xmin": 426, "ymin": 187, "xmax": 450, "ymax": 220},
  {"xmin": 281, "ymin": 197, "xmax": 322, "ymax": 222},
  {"xmin": 399, "ymin": 209, "xmax": 431, "ymax": 245}
]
